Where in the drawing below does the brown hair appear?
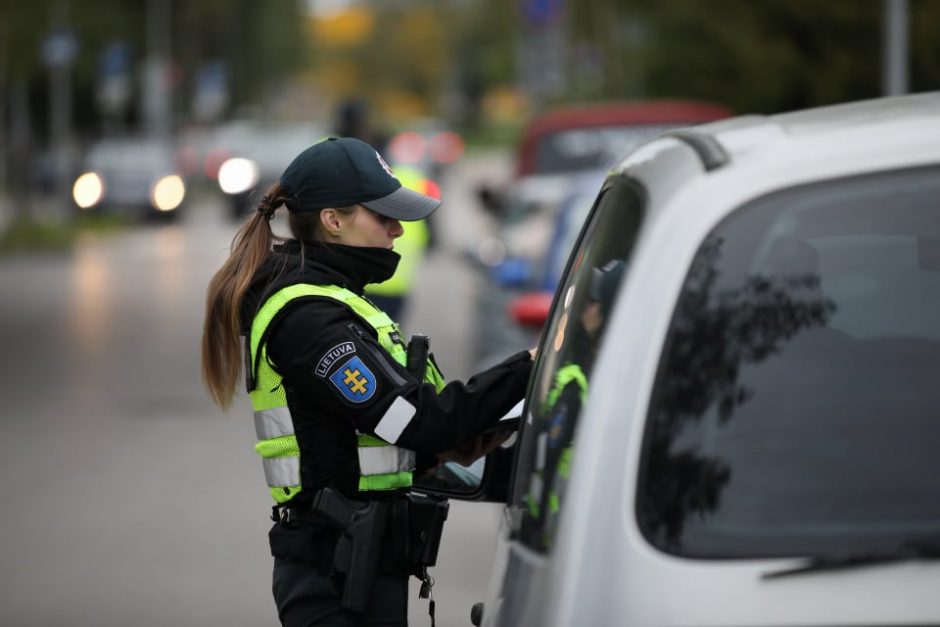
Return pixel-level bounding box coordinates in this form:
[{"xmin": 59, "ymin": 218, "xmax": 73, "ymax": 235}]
[{"xmin": 200, "ymin": 183, "xmax": 356, "ymax": 409}]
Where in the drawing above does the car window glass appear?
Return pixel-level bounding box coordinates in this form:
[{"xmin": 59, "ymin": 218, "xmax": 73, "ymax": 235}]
[
  {"xmin": 535, "ymin": 184, "xmax": 603, "ymax": 291},
  {"xmin": 512, "ymin": 175, "xmax": 644, "ymax": 552},
  {"xmin": 638, "ymin": 166, "xmax": 940, "ymax": 558}
]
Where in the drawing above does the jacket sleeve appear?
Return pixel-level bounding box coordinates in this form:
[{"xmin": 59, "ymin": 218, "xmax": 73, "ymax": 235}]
[{"xmin": 266, "ymin": 298, "xmax": 534, "ymax": 455}]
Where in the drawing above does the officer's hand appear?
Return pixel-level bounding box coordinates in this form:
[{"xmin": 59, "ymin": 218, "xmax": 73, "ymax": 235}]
[
  {"xmin": 528, "ymin": 346, "xmax": 538, "ymax": 360},
  {"xmin": 437, "ymin": 430, "xmax": 513, "ymax": 467}
]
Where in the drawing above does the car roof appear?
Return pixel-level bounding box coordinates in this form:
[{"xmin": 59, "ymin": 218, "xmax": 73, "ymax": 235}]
[
  {"xmin": 682, "ymin": 91, "xmax": 940, "ymax": 168},
  {"xmin": 609, "ymin": 92, "xmax": 940, "ymax": 206}
]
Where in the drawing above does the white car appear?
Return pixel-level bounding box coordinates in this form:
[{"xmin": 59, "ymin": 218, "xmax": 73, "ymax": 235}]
[
  {"xmin": 72, "ymin": 137, "xmax": 186, "ymax": 219},
  {"xmin": 419, "ymin": 91, "xmax": 940, "ymax": 626}
]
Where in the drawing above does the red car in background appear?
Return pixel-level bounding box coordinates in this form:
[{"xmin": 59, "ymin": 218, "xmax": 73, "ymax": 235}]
[
  {"xmin": 473, "ymin": 100, "xmax": 732, "ymax": 369},
  {"xmin": 514, "ymin": 100, "xmax": 732, "ymax": 178}
]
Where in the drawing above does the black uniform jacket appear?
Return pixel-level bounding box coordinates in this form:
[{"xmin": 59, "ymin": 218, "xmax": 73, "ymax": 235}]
[{"xmin": 241, "ymin": 240, "xmax": 533, "ymax": 496}]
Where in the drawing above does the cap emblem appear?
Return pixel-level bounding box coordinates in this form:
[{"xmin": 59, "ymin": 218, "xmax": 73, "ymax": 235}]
[{"xmin": 375, "ymin": 151, "xmax": 397, "ymax": 180}]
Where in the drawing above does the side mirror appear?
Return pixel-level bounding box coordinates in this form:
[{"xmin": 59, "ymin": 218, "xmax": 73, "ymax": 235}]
[
  {"xmin": 411, "ymin": 442, "xmax": 517, "ymax": 503},
  {"xmin": 411, "ymin": 408, "xmax": 523, "ymax": 502}
]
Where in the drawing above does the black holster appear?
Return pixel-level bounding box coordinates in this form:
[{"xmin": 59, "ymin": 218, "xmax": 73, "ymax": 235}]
[
  {"xmin": 300, "ymin": 489, "xmax": 450, "ymax": 612},
  {"xmin": 312, "ymin": 488, "xmax": 389, "ymax": 613}
]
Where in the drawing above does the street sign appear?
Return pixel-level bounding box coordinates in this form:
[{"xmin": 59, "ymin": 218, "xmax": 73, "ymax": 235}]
[
  {"xmin": 520, "ymin": 0, "xmax": 564, "ymax": 25},
  {"xmin": 41, "ymin": 30, "xmax": 78, "ymax": 68}
]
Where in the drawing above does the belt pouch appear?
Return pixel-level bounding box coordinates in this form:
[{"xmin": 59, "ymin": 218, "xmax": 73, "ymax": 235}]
[{"xmin": 406, "ymin": 494, "xmax": 449, "ymax": 567}]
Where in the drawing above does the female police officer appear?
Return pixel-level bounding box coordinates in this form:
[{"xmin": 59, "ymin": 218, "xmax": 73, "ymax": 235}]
[{"xmin": 201, "ymin": 137, "xmax": 533, "ymax": 626}]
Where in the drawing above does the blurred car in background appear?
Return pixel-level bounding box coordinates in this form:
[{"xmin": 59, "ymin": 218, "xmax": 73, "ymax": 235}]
[
  {"xmin": 507, "ymin": 171, "xmax": 607, "ymax": 329},
  {"xmin": 386, "ymin": 117, "xmax": 465, "ymax": 182},
  {"xmin": 72, "ymin": 137, "xmax": 186, "ymax": 220},
  {"xmin": 480, "ymin": 171, "xmax": 606, "ymax": 363},
  {"xmin": 473, "ymin": 100, "xmax": 732, "ymax": 367},
  {"xmin": 206, "ymin": 120, "xmax": 323, "ymax": 218},
  {"xmin": 478, "ymin": 100, "xmax": 733, "ymax": 279},
  {"xmin": 385, "ymin": 118, "xmax": 465, "ymax": 251}
]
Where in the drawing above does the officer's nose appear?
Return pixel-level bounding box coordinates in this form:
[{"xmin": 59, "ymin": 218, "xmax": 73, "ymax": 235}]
[{"xmin": 388, "ymin": 219, "xmax": 404, "ymax": 238}]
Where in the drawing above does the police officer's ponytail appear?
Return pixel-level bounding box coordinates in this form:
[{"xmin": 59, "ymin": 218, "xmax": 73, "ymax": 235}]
[{"xmin": 202, "ymin": 182, "xmax": 286, "ymax": 409}]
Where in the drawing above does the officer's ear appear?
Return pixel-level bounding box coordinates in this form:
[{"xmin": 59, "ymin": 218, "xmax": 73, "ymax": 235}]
[{"xmin": 319, "ymin": 208, "xmax": 344, "ymax": 238}]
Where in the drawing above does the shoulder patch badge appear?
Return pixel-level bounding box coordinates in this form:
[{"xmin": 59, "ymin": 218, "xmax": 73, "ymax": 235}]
[
  {"xmin": 329, "ymin": 356, "xmax": 377, "ymax": 403},
  {"xmin": 315, "ymin": 342, "xmax": 356, "ymax": 378}
]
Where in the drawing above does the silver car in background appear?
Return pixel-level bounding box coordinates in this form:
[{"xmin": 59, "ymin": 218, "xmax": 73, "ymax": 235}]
[{"xmin": 72, "ymin": 137, "xmax": 186, "ymax": 219}]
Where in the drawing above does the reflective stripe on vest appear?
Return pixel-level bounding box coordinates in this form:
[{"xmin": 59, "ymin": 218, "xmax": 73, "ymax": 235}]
[{"xmin": 248, "ymin": 283, "xmax": 445, "ymax": 503}]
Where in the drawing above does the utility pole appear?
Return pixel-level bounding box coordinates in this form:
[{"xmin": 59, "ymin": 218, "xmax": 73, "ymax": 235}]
[
  {"xmin": 143, "ymin": 0, "xmax": 173, "ymax": 138},
  {"xmin": 43, "ymin": 1, "xmax": 78, "ymax": 218},
  {"xmin": 882, "ymin": 0, "xmax": 909, "ymax": 96}
]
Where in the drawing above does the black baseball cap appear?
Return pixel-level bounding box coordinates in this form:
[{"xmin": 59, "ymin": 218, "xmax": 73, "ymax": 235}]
[{"xmin": 279, "ymin": 137, "xmax": 440, "ymax": 221}]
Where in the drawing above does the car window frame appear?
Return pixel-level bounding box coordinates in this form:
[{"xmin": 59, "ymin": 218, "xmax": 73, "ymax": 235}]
[{"xmin": 507, "ymin": 172, "xmax": 648, "ymax": 551}]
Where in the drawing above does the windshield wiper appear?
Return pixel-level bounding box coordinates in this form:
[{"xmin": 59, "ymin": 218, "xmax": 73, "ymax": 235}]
[{"xmin": 762, "ymin": 540, "xmax": 940, "ymax": 580}]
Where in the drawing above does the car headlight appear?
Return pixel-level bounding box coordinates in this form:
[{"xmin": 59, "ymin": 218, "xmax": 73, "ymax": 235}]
[
  {"xmin": 151, "ymin": 175, "xmax": 186, "ymax": 211},
  {"xmin": 73, "ymin": 172, "xmax": 105, "ymax": 209},
  {"xmin": 217, "ymin": 157, "xmax": 259, "ymax": 194}
]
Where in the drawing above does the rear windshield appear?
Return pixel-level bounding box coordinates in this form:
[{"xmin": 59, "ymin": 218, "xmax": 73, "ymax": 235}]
[{"xmin": 638, "ymin": 166, "xmax": 940, "ymax": 558}]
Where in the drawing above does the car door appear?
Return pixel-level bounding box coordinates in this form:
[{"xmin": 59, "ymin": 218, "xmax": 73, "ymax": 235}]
[{"xmin": 475, "ymin": 172, "xmax": 646, "ymax": 626}]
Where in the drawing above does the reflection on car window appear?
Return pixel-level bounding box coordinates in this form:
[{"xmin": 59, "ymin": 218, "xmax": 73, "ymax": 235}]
[
  {"xmin": 638, "ymin": 166, "xmax": 940, "ymax": 558},
  {"xmin": 513, "ymin": 175, "xmax": 644, "ymax": 552}
]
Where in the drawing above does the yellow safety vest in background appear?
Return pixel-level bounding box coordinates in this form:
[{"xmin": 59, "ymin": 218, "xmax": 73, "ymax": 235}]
[{"xmin": 365, "ymin": 166, "xmax": 432, "ymax": 298}]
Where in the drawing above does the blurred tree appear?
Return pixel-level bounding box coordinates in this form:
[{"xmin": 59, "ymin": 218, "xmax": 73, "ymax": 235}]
[
  {"xmin": 306, "ymin": 0, "xmax": 520, "ymax": 127},
  {"xmin": 568, "ymin": 0, "xmax": 940, "ymax": 114},
  {"xmin": 309, "ymin": 1, "xmax": 456, "ymax": 122},
  {"xmin": 0, "ymin": 0, "xmax": 307, "ymax": 138},
  {"xmin": 452, "ymin": 0, "xmax": 519, "ymax": 127},
  {"xmin": 0, "ymin": 0, "xmax": 308, "ymax": 213},
  {"xmin": 635, "ymin": 0, "xmax": 885, "ymax": 112},
  {"xmin": 177, "ymin": 0, "xmax": 308, "ymax": 120}
]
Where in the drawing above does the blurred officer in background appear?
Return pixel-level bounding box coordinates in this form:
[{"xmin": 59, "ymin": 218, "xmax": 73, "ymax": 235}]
[
  {"xmin": 201, "ymin": 137, "xmax": 533, "ymax": 626},
  {"xmin": 364, "ymin": 165, "xmax": 435, "ymax": 322},
  {"xmin": 335, "ymin": 98, "xmax": 434, "ymax": 323}
]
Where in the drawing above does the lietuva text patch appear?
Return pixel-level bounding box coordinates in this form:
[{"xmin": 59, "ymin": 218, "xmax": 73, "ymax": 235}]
[
  {"xmin": 329, "ymin": 356, "xmax": 377, "ymax": 403},
  {"xmin": 315, "ymin": 341, "xmax": 356, "ymax": 377}
]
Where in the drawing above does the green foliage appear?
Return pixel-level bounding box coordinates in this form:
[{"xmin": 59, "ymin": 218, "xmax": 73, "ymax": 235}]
[
  {"xmin": 0, "ymin": 218, "xmax": 73, "ymax": 254},
  {"xmin": 0, "ymin": 0, "xmax": 307, "ymax": 134},
  {"xmin": 2, "ymin": 1, "xmax": 938, "ymax": 135},
  {"xmin": 0, "ymin": 213, "xmax": 125, "ymax": 255},
  {"xmin": 567, "ymin": 0, "xmax": 940, "ymax": 114},
  {"xmin": 177, "ymin": 0, "xmax": 308, "ymax": 111},
  {"xmin": 636, "ymin": 0, "xmax": 885, "ymax": 113}
]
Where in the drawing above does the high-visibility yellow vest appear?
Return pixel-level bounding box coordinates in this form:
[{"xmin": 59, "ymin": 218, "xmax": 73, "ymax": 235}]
[{"xmin": 247, "ymin": 283, "xmax": 445, "ymax": 503}]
